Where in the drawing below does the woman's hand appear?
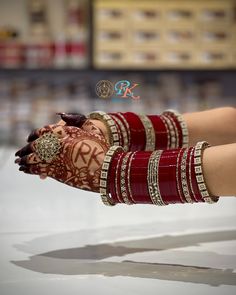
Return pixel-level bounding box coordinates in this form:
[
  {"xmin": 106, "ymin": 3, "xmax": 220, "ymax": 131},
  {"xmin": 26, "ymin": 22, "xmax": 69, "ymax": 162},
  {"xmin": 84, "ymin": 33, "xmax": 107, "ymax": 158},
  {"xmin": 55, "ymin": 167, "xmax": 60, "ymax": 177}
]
[
  {"xmin": 15, "ymin": 124, "xmax": 109, "ymax": 192},
  {"xmin": 56, "ymin": 112, "xmax": 109, "ymax": 143}
]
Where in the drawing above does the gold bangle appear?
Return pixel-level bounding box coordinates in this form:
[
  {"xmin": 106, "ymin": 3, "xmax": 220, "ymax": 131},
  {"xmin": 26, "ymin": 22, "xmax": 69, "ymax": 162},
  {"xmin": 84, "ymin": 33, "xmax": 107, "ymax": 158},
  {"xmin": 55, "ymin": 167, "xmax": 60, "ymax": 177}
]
[
  {"xmin": 127, "ymin": 151, "xmax": 136, "ymax": 204},
  {"xmin": 181, "ymin": 149, "xmax": 193, "ymax": 203},
  {"xmin": 164, "ymin": 109, "xmax": 189, "ymax": 147},
  {"xmin": 147, "ymin": 150, "xmax": 167, "ymax": 206},
  {"xmin": 110, "ymin": 114, "xmax": 129, "ymax": 151},
  {"xmin": 188, "ymin": 147, "xmax": 198, "ymax": 202},
  {"xmin": 116, "ymin": 113, "xmax": 131, "ymax": 150},
  {"xmin": 194, "ymin": 141, "xmax": 219, "ymax": 204},
  {"xmin": 138, "ymin": 114, "xmax": 156, "ymax": 151},
  {"xmin": 88, "ymin": 111, "xmax": 120, "ymax": 146},
  {"xmin": 100, "ymin": 145, "xmax": 124, "ymax": 206},
  {"xmin": 176, "ymin": 148, "xmax": 186, "ymax": 203},
  {"xmin": 120, "ymin": 152, "xmax": 133, "ymax": 205}
]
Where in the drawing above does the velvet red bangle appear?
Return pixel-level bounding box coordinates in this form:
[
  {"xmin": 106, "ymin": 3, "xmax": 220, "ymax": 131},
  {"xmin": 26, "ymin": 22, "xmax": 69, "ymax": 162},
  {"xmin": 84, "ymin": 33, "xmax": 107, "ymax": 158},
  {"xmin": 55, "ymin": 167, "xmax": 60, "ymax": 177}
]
[
  {"xmin": 121, "ymin": 112, "xmax": 146, "ymax": 151},
  {"xmin": 148, "ymin": 115, "xmax": 168, "ymax": 149},
  {"xmin": 130, "ymin": 151, "xmax": 153, "ymax": 204}
]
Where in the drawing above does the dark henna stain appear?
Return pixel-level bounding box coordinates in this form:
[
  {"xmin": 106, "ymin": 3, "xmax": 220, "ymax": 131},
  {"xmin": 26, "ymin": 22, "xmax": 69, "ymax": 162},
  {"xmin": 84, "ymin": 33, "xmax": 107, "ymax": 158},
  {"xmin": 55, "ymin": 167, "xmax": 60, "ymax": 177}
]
[
  {"xmin": 27, "ymin": 129, "xmax": 39, "ymax": 142},
  {"xmin": 74, "ymin": 141, "xmax": 91, "ymax": 164},
  {"xmin": 15, "ymin": 143, "xmax": 34, "ymax": 157},
  {"xmin": 87, "ymin": 147, "xmax": 104, "ymax": 167},
  {"xmin": 60, "ymin": 113, "xmax": 87, "ymax": 128},
  {"xmin": 18, "ymin": 125, "xmax": 108, "ymax": 193},
  {"xmin": 19, "ymin": 155, "xmax": 27, "ymax": 166}
]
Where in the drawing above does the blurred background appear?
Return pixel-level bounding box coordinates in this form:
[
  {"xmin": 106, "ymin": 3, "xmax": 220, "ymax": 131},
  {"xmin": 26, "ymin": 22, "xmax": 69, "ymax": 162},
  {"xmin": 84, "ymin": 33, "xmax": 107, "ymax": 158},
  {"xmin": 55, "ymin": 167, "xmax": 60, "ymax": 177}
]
[
  {"xmin": 0, "ymin": 0, "xmax": 236, "ymax": 146},
  {"xmin": 0, "ymin": 1, "xmax": 236, "ymax": 295}
]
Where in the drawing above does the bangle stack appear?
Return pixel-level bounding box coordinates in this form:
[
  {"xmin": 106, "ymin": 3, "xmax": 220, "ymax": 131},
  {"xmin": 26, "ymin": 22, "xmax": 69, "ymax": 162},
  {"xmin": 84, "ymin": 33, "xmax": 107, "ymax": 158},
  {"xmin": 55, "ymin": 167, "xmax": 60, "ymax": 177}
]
[
  {"xmin": 99, "ymin": 142, "xmax": 219, "ymax": 206},
  {"xmin": 162, "ymin": 109, "xmax": 189, "ymax": 148},
  {"xmin": 89, "ymin": 110, "xmax": 189, "ymax": 151},
  {"xmin": 88, "ymin": 111, "xmax": 120, "ymax": 146}
]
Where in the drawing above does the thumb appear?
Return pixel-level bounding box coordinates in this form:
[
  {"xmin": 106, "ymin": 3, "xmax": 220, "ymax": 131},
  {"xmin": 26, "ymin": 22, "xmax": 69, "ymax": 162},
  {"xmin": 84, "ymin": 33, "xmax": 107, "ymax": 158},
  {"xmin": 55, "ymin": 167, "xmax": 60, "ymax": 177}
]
[{"xmin": 57, "ymin": 113, "xmax": 87, "ymax": 128}]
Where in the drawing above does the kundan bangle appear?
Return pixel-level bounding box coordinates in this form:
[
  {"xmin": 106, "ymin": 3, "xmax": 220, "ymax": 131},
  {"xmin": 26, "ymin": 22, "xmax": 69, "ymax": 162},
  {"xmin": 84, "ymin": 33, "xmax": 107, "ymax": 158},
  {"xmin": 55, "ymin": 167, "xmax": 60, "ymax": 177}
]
[
  {"xmin": 193, "ymin": 141, "xmax": 219, "ymax": 204},
  {"xmin": 163, "ymin": 109, "xmax": 189, "ymax": 147},
  {"xmin": 138, "ymin": 114, "xmax": 156, "ymax": 151},
  {"xmin": 88, "ymin": 111, "xmax": 120, "ymax": 146},
  {"xmin": 100, "ymin": 145, "xmax": 124, "ymax": 206}
]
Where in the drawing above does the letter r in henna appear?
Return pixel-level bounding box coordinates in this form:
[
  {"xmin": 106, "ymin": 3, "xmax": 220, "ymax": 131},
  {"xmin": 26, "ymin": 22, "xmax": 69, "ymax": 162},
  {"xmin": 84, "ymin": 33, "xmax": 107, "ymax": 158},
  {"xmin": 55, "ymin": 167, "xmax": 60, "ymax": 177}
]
[{"xmin": 74, "ymin": 141, "xmax": 92, "ymax": 164}]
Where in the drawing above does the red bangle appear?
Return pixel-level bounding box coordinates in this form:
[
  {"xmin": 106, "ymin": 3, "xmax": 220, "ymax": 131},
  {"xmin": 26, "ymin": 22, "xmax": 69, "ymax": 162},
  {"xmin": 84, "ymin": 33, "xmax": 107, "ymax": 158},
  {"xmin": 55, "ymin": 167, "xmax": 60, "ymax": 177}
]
[
  {"xmin": 158, "ymin": 149, "xmax": 184, "ymax": 204},
  {"xmin": 121, "ymin": 112, "xmax": 146, "ymax": 151},
  {"xmin": 130, "ymin": 151, "xmax": 153, "ymax": 204},
  {"xmin": 148, "ymin": 115, "xmax": 168, "ymax": 149}
]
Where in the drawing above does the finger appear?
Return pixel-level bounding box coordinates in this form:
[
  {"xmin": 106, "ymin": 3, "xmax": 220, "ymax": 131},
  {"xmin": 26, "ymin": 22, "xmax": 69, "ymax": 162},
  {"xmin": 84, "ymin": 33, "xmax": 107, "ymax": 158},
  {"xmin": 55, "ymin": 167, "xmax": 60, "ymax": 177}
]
[
  {"xmin": 58, "ymin": 113, "xmax": 87, "ymax": 128},
  {"xmin": 27, "ymin": 128, "xmax": 39, "ymax": 142},
  {"xmin": 20, "ymin": 163, "xmax": 49, "ymax": 175},
  {"xmin": 27, "ymin": 124, "xmax": 66, "ymax": 143},
  {"xmin": 17, "ymin": 153, "xmax": 42, "ymax": 166},
  {"xmin": 15, "ymin": 142, "xmax": 36, "ymax": 157}
]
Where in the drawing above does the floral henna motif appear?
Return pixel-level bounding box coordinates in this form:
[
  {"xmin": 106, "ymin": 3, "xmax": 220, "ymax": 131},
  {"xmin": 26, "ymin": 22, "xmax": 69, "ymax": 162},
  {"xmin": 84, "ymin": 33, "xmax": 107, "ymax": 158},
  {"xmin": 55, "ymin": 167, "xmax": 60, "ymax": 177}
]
[{"xmin": 18, "ymin": 126, "xmax": 109, "ymax": 193}]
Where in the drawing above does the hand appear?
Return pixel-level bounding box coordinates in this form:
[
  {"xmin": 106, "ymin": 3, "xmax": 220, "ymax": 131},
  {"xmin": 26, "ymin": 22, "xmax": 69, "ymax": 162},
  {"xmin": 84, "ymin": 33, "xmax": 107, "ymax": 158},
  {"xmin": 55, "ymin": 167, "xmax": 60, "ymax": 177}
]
[
  {"xmin": 15, "ymin": 125, "xmax": 109, "ymax": 192},
  {"xmin": 57, "ymin": 112, "xmax": 109, "ymax": 143}
]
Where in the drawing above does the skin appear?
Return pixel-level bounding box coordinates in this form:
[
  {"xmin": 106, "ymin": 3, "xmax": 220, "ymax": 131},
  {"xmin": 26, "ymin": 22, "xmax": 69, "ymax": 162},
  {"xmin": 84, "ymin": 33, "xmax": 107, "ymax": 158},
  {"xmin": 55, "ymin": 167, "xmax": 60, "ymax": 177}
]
[
  {"xmin": 15, "ymin": 125, "xmax": 109, "ymax": 193},
  {"xmin": 15, "ymin": 107, "xmax": 236, "ymax": 198}
]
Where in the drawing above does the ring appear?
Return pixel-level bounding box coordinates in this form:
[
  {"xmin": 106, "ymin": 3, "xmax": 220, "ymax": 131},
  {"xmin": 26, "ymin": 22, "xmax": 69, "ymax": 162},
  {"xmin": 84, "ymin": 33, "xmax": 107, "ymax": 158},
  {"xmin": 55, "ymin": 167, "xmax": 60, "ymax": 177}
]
[{"xmin": 35, "ymin": 133, "xmax": 61, "ymax": 162}]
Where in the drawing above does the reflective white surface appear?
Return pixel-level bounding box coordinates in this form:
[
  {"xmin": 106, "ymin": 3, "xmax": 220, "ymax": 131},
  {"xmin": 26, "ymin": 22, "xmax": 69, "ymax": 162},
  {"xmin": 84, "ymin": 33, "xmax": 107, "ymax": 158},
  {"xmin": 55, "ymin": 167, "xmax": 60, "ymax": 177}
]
[{"xmin": 1, "ymin": 148, "xmax": 236, "ymax": 294}]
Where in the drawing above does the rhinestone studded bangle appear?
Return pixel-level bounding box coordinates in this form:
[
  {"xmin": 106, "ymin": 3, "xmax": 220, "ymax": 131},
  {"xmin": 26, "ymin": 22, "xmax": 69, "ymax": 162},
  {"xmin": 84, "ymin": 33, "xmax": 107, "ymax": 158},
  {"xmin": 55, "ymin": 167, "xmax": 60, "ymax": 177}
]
[
  {"xmin": 163, "ymin": 109, "xmax": 189, "ymax": 148},
  {"xmin": 88, "ymin": 111, "xmax": 120, "ymax": 146},
  {"xmin": 147, "ymin": 150, "xmax": 167, "ymax": 206},
  {"xmin": 193, "ymin": 141, "xmax": 219, "ymax": 204},
  {"xmin": 100, "ymin": 145, "xmax": 124, "ymax": 206},
  {"xmin": 138, "ymin": 114, "xmax": 156, "ymax": 151}
]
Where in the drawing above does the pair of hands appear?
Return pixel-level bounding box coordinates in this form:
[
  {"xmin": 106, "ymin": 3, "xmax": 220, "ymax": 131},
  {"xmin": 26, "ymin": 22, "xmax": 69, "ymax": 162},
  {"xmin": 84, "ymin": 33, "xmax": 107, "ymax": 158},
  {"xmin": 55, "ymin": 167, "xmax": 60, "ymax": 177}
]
[{"xmin": 15, "ymin": 113, "xmax": 109, "ymax": 193}]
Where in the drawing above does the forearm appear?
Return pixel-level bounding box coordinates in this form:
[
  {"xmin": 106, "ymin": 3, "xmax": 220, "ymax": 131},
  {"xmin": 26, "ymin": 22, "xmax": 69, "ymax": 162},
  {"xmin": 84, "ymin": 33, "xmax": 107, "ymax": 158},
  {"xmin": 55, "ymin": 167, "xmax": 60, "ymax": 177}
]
[
  {"xmin": 99, "ymin": 142, "xmax": 227, "ymax": 207},
  {"xmin": 183, "ymin": 107, "xmax": 236, "ymax": 146},
  {"xmin": 203, "ymin": 142, "xmax": 236, "ymax": 196}
]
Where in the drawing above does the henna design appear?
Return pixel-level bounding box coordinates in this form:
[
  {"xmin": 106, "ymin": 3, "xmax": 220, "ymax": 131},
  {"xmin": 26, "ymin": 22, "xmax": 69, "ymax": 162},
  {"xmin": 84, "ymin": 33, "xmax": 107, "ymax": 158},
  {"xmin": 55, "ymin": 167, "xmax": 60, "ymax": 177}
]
[{"xmin": 17, "ymin": 125, "xmax": 109, "ymax": 193}]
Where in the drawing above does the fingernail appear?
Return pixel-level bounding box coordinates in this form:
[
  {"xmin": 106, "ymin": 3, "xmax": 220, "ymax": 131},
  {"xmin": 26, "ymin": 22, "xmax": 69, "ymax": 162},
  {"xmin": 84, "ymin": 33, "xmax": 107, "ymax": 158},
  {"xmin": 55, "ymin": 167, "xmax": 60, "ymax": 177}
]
[
  {"xmin": 19, "ymin": 166, "xmax": 26, "ymax": 171},
  {"xmin": 15, "ymin": 150, "xmax": 21, "ymax": 157},
  {"xmin": 15, "ymin": 158, "xmax": 20, "ymax": 164},
  {"xmin": 19, "ymin": 156, "xmax": 27, "ymax": 166}
]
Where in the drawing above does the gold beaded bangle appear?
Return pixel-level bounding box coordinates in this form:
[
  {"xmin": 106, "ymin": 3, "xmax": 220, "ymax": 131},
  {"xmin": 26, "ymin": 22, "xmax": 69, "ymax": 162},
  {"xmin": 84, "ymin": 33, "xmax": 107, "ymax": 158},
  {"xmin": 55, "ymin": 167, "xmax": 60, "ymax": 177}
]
[
  {"xmin": 115, "ymin": 152, "xmax": 124, "ymax": 203},
  {"xmin": 111, "ymin": 114, "xmax": 129, "ymax": 151},
  {"xmin": 176, "ymin": 148, "xmax": 186, "ymax": 203},
  {"xmin": 127, "ymin": 151, "xmax": 136, "ymax": 204},
  {"xmin": 160, "ymin": 115, "xmax": 170, "ymax": 149},
  {"xmin": 164, "ymin": 113, "xmax": 179, "ymax": 148},
  {"xmin": 147, "ymin": 150, "xmax": 167, "ymax": 206},
  {"xmin": 188, "ymin": 147, "xmax": 198, "ymax": 202},
  {"xmin": 117, "ymin": 113, "xmax": 131, "ymax": 150},
  {"xmin": 180, "ymin": 149, "xmax": 193, "ymax": 203},
  {"xmin": 100, "ymin": 145, "xmax": 124, "ymax": 206},
  {"xmin": 164, "ymin": 109, "xmax": 189, "ymax": 148},
  {"xmin": 194, "ymin": 141, "xmax": 219, "ymax": 204},
  {"xmin": 120, "ymin": 152, "xmax": 133, "ymax": 205},
  {"xmin": 88, "ymin": 111, "xmax": 120, "ymax": 146},
  {"xmin": 163, "ymin": 115, "xmax": 176, "ymax": 149},
  {"xmin": 138, "ymin": 114, "xmax": 156, "ymax": 151}
]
